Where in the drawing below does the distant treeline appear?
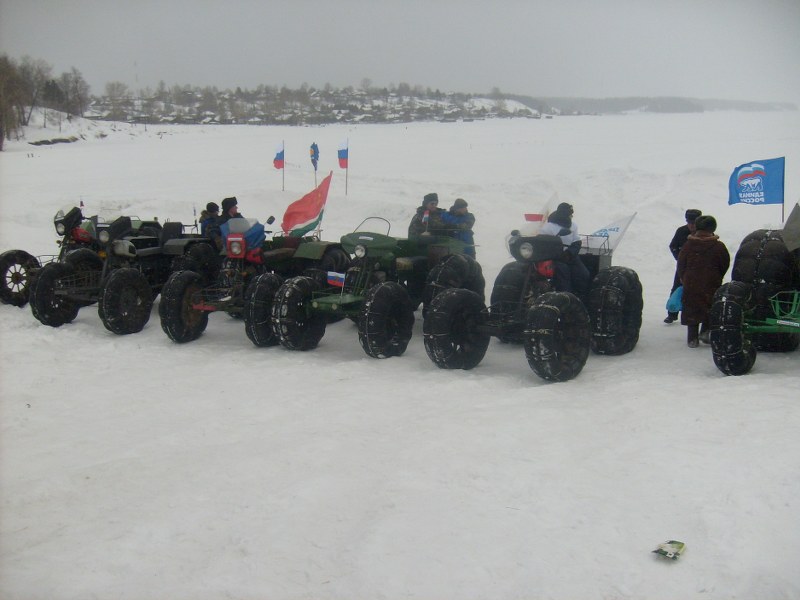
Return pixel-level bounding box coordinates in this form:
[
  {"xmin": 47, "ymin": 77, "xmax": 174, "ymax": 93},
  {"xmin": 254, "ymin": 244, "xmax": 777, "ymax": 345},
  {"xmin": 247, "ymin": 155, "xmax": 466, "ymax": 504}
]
[{"xmin": 510, "ymin": 95, "xmax": 797, "ymax": 115}]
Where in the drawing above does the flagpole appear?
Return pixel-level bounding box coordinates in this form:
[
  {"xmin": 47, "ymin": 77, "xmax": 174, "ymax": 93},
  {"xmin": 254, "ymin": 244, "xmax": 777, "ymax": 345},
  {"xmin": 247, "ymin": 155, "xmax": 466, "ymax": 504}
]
[{"xmin": 345, "ymin": 137, "xmax": 349, "ymax": 196}]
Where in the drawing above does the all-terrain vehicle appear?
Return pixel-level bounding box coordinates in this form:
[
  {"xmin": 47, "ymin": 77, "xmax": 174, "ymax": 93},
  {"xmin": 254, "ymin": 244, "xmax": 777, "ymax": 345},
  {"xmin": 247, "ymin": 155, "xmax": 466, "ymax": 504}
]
[
  {"xmin": 423, "ymin": 216, "xmax": 643, "ymax": 382},
  {"xmin": 0, "ymin": 206, "xmax": 115, "ymax": 307},
  {"xmin": 710, "ymin": 205, "xmax": 800, "ymax": 375},
  {"xmin": 258, "ymin": 217, "xmax": 484, "ymax": 357},
  {"xmin": 159, "ymin": 215, "xmax": 350, "ymax": 344},
  {"xmin": 30, "ymin": 213, "xmax": 217, "ymax": 334}
]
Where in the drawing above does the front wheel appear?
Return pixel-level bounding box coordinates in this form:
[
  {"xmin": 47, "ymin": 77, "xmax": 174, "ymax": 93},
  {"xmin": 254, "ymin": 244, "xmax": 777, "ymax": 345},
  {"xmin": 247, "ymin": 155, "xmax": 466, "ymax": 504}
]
[
  {"xmin": 423, "ymin": 287, "xmax": 489, "ymax": 369},
  {"xmin": 159, "ymin": 270, "xmax": 209, "ymax": 343},
  {"xmin": 30, "ymin": 262, "xmax": 80, "ymax": 327},
  {"xmin": 709, "ymin": 281, "xmax": 757, "ymax": 375},
  {"xmin": 524, "ymin": 291, "xmax": 590, "ymax": 382},
  {"xmin": 358, "ymin": 281, "xmax": 415, "ymax": 358},
  {"xmin": 587, "ymin": 266, "xmax": 643, "ymax": 355},
  {"xmin": 0, "ymin": 249, "xmax": 40, "ymax": 307},
  {"xmin": 244, "ymin": 273, "xmax": 283, "ymax": 347},
  {"xmin": 271, "ymin": 276, "xmax": 327, "ymax": 351},
  {"xmin": 98, "ymin": 268, "xmax": 153, "ymax": 334}
]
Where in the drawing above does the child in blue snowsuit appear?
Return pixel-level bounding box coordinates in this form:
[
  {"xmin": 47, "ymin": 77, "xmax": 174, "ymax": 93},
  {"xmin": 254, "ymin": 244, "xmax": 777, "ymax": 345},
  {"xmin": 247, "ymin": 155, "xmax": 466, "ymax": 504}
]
[{"xmin": 441, "ymin": 198, "xmax": 476, "ymax": 257}]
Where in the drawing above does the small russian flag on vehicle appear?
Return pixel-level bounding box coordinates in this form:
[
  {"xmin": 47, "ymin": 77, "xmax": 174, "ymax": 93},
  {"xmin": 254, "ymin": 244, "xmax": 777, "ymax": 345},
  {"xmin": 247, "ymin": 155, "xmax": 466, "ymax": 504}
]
[{"xmin": 327, "ymin": 271, "xmax": 345, "ymax": 287}]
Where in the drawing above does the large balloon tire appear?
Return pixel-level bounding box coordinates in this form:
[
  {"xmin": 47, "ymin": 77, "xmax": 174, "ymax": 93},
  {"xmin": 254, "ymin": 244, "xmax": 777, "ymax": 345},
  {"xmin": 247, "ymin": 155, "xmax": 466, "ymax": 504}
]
[
  {"xmin": 423, "ymin": 287, "xmax": 490, "ymax": 369},
  {"xmin": 488, "ymin": 261, "xmax": 552, "ymax": 343},
  {"xmin": 421, "ymin": 253, "xmax": 485, "ymax": 318},
  {"xmin": 64, "ymin": 248, "xmax": 104, "ymax": 307},
  {"xmin": 709, "ymin": 281, "xmax": 757, "ymax": 376},
  {"xmin": 524, "ymin": 291, "xmax": 591, "ymax": 382},
  {"xmin": 244, "ymin": 273, "xmax": 284, "ymax": 347},
  {"xmin": 98, "ymin": 268, "xmax": 153, "ymax": 335},
  {"xmin": 0, "ymin": 249, "xmax": 40, "ymax": 307},
  {"xmin": 318, "ymin": 247, "xmax": 351, "ymax": 274},
  {"xmin": 30, "ymin": 262, "xmax": 80, "ymax": 327},
  {"xmin": 271, "ymin": 276, "xmax": 327, "ymax": 351},
  {"xmin": 159, "ymin": 270, "xmax": 209, "ymax": 343},
  {"xmin": 186, "ymin": 242, "xmax": 222, "ymax": 285},
  {"xmin": 731, "ymin": 229, "xmax": 800, "ymax": 352},
  {"xmin": 358, "ymin": 281, "xmax": 415, "ymax": 358},
  {"xmin": 587, "ymin": 266, "xmax": 643, "ymax": 355}
]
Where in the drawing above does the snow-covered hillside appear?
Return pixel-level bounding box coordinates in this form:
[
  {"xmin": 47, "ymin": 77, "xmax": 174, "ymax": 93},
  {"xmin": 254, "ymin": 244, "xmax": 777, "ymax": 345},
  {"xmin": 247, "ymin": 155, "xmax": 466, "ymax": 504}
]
[{"xmin": 1, "ymin": 110, "xmax": 799, "ymax": 599}]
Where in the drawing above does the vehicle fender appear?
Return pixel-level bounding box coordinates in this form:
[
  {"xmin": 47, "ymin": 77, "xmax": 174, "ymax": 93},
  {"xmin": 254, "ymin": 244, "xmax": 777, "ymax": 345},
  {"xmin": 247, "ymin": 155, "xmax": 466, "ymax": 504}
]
[
  {"xmin": 293, "ymin": 241, "xmax": 339, "ymax": 260},
  {"xmin": 162, "ymin": 238, "xmax": 192, "ymax": 255}
]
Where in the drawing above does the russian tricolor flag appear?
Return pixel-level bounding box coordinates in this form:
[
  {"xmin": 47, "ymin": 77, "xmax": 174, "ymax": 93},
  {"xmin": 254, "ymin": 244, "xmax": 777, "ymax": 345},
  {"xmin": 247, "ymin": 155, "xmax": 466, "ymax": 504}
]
[
  {"xmin": 273, "ymin": 141, "xmax": 284, "ymax": 170},
  {"xmin": 327, "ymin": 271, "xmax": 345, "ymax": 287},
  {"xmin": 338, "ymin": 140, "xmax": 348, "ymax": 169}
]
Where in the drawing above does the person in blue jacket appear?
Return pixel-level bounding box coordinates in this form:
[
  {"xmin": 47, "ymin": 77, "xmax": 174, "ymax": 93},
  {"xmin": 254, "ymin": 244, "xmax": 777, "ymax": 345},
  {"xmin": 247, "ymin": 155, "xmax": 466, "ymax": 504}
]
[{"xmin": 441, "ymin": 198, "xmax": 476, "ymax": 257}]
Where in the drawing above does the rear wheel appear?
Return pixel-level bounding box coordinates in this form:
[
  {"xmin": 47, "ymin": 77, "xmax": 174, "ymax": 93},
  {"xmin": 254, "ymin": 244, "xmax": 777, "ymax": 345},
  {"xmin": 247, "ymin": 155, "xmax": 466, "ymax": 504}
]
[
  {"xmin": 421, "ymin": 253, "xmax": 485, "ymax": 317},
  {"xmin": 587, "ymin": 266, "xmax": 643, "ymax": 355},
  {"xmin": 271, "ymin": 276, "xmax": 327, "ymax": 351},
  {"xmin": 423, "ymin": 287, "xmax": 489, "ymax": 369},
  {"xmin": 159, "ymin": 270, "xmax": 209, "ymax": 343},
  {"xmin": 0, "ymin": 249, "xmax": 40, "ymax": 307},
  {"xmin": 244, "ymin": 273, "xmax": 283, "ymax": 347},
  {"xmin": 30, "ymin": 262, "xmax": 80, "ymax": 327},
  {"xmin": 186, "ymin": 242, "xmax": 222, "ymax": 284},
  {"xmin": 710, "ymin": 281, "xmax": 757, "ymax": 375},
  {"xmin": 358, "ymin": 281, "xmax": 415, "ymax": 358},
  {"xmin": 524, "ymin": 291, "xmax": 590, "ymax": 382},
  {"xmin": 319, "ymin": 247, "xmax": 351, "ymax": 273}
]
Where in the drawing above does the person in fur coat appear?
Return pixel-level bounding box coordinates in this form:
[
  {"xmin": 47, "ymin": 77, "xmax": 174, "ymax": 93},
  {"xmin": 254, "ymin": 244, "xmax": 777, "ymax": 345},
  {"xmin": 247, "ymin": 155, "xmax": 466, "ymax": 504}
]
[{"xmin": 677, "ymin": 215, "xmax": 730, "ymax": 347}]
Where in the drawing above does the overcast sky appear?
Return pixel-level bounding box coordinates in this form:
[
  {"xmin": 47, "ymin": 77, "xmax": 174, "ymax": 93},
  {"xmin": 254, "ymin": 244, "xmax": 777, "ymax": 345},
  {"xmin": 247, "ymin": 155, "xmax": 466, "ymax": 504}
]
[{"xmin": 2, "ymin": 0, "xmax": 799, "ymax": 103}]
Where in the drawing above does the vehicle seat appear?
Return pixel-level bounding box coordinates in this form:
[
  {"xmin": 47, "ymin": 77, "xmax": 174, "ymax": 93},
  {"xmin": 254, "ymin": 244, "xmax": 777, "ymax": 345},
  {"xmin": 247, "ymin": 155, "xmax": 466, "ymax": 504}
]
[{"xmin": 160, "ymin": 222, "xmax": 183, "ymax": 247}]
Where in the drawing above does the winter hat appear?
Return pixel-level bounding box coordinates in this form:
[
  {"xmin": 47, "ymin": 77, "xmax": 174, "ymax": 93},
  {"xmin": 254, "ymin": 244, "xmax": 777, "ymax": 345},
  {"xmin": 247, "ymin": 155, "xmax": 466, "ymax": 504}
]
[
  {"xmin": 452, "ymin": 198, "xmax": 468, "ymax": 209},
  {"xmin": 423, "ymin": 193, "xmax": 439, "ymax": 206},
  {"xmin": 221, "ymin": 197, "xmax": 238, "ymax": 213},
  {"xmin": 206, "ymin": 202, "xmax": 219, "ymax": 214},
  {"xmin": 685, "ymin": 209, "xmax": 701, "ymax": 222},
  {"xmin": 694, "ymin": 215, "xmax": 717, "ymax": 232},
  {"xmin": 556, "ymin": 202, "xmax": 574, "ymax": 215}
]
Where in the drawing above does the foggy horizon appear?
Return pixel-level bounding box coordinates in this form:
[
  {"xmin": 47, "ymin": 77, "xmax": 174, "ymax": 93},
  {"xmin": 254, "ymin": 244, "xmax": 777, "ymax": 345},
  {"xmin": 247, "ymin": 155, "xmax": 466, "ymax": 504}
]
[{"xmin": 2, "ymin": 0, "xmax": 799, "ymax": 105}]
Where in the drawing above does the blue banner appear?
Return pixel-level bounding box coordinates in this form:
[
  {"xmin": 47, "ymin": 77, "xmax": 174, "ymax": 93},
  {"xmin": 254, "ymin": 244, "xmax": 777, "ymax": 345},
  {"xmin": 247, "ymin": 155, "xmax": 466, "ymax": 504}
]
[
  {"xmin": 728, "ymin": 157, "xmax": 785, "ymax": 205},
  {"xmin": 309, "ymin": 142, "xmax": 319, "ymax": 171}
]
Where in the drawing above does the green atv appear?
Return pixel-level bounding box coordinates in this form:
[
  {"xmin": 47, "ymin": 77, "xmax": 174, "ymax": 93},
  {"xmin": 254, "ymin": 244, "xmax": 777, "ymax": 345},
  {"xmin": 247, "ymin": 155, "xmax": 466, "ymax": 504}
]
[
  {"xmin": 159, "ymin": 216, "xmax": 350, "ymax": 344},
  {"xmin": 255, "ymin": 217, "xmax": 484, "ymax": 357},
  {"xmin": 710, "ymin": 204, "xmax": 800, "ymax": 375},
  {"xmin": 30, "ymin": 214, "xmax": 217, "ymax": 334}
]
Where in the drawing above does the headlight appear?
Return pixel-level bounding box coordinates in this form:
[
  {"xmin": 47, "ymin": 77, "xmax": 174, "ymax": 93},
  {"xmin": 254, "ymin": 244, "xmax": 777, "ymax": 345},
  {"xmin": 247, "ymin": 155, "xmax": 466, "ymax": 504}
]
[
  {"xmin": 230, "ymin": 241, "xmax": 243, "ymax": 256},
  {"xmin": 519, "ymin": 242, "xmax": 534, "ymax": 260},
  {"xmin": 354, "ymin": 244, "xmax": 366, "ymax": 258},
  {"xmin": 98, "ymin": 230, "xmax": 110, "ymax": 243},
  {"xmin": 55, "ymin": 223, "xmax": 66, "ymax": 235}
]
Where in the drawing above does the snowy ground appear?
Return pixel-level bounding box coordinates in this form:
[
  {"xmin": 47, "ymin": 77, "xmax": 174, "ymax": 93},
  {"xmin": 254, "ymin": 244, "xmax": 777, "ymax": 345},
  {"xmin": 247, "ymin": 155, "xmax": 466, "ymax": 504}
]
[{"xmin": 1, "ymin": 111, "xmax": 799, "ymax": 599}]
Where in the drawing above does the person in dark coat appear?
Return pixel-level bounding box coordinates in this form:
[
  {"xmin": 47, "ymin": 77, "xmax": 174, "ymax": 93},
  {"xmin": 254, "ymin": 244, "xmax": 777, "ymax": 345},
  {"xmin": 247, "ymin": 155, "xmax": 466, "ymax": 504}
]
[
  {"xmin": 440, "ymin": 198, "xmax": 476, "ymax": 257},
  {"xmin": 538, "ymin": 202, "xmax": 590, "ymax": 301},
  {"xmin": 199, "ymin": 202, "xmax": 219, "ymax": 237},
  {"xmin": 408, "ymin": 193, "xmax": 445, "ymax": 237},
  {"xmin": 206, "ymin": 196, "xmax": 244, "ymax": 250},
  {"xmin": 677, "ymin": 215, "xmax": 730, "ymax": 347},
  {"xmin": 665, "ymin": 208, "xmax": 701, "ymax": 323}
]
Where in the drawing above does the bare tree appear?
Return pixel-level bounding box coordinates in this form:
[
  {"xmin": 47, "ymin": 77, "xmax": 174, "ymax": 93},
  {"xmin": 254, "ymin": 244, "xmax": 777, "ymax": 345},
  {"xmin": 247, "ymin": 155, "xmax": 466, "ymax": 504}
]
[
  {"xmin": 0, "ymin": 55, "xmax": 26, "ymax": 150},
  {"xmin": 18, "ymin": 56, "xmax": 53, "ymax": 125},
  {"xmin": 59, "ymin": 67, "xmax": 91, "ymax": 116},
  {"xmin": 105, "ymin": 81, "xmax": 131, "ymax": 120}
]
